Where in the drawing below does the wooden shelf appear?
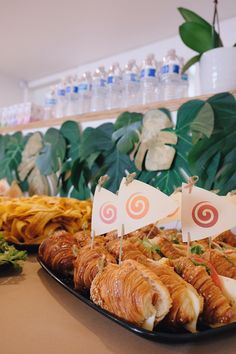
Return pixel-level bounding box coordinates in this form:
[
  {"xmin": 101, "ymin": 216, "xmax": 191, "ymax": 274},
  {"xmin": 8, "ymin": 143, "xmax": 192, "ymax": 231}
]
[{"xmin": 1, "ymin": 90, "xmax": 236, "ymax": 134}]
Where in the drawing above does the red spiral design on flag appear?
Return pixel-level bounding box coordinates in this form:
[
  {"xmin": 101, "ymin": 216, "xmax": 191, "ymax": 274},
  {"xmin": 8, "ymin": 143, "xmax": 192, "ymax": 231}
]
[
  {"xmin": 192, "ymin": 201, "xmax": 219, "ymax": 228},
  {"xmin": 126, "ymin": 193, "xmax": 149, "ymax": 220},
  {"xmin": 99, "ymin": 202, "xmax": 117, "ymax": 224}
]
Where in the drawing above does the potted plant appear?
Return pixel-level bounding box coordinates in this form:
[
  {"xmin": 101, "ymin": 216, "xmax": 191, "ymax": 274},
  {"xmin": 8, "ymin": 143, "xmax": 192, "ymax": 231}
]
[{"xmin": 178, "ymin": 2, "xmax": 236, "ymax": 94}]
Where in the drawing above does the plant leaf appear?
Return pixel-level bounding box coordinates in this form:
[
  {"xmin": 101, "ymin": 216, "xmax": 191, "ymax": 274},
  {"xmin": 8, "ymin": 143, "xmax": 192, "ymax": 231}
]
[
  {"xmin": 151, "ymin": 100, "xmax": 205, "ymax": 194},
  {"xmin": 60, "ymin": 120, "xmax": 81, "ymax": 143},
  {"xmin": 179, "ymin": 22, "xmax": 219, "ymax": 53},
  {"xmin": 103, "ymin": 147, "xmax": 136, "ymax": 193},
  {"xmin": 182, "ymin": 54, "xmax": 201, "ymax": 73},
  {"xmin": 79, "ymin": 123, "xmax": 114, "ymax": 161},
  {"xmin": 178, "ymin": 7, "xmax": 223, "ymax": 47},
  {"xmin": 178, "ymin": 7, "xmax": 211, "ymax": 27},
  {"xmin": 191, "ymin": 102, "xmax": 214, "ymax": 144},
  {"xmin": 188, "ymin": 93, "xmax": 236, "ymax": 192},
  {"xmin": 113, "ymin": 123, "xmax": 141, "ymax": 154},
  {"xmin": 114, "ymin": 111, "xmax": 143, "ymax": 130}
]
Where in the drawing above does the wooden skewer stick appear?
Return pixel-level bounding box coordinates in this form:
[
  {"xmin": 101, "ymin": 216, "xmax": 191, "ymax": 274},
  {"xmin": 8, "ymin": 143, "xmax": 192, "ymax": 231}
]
[
  {"xmin": 98, "ymin": 174, "xmax": 109, "ymax": 191},
  {"xmin": 118, "ymin": 224, "xmax": 124, "ymax": 266},
  {"xmin": 91, "ymin": 229, "xmax": 95, "ymax": 249},
  {"xmin": 187, "ymin": 232, "xmax": 191, "ymax": 258}
]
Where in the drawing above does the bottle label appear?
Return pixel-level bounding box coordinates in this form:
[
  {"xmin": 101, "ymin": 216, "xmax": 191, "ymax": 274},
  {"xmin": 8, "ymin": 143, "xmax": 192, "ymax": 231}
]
[
  {"xmin": 181, "ymin": 73, "xmax": 188, "ymax": 81},
  {"xmin": 173, "ymin": 64, "xmax": 180, "ymax": 74},
  {"xmin": 73, "ymin": 86, "xmax": 79, "ymax": 93},
  {"xmin": 161, "ymin": 64, "xmax": 180, "ymax": 75},
  {"xmin": 130, "ymin": 73, "xmax": 138, "ymax": 82},
  {"xmin": 46, "ymin": 98, "xmax": 57, "ymax": 106},
  {"xmin": 161, "ymin": 65, "xmax": 169, "ymax": 74},
  {"xmin": 66, "ymin": 86, "xmax": 71, "ymax": 94},
  {"xmin": 107, "ymin": 76, "xmax": 114, "ymax": 84},
  {"xmin": 79, "ymin": 83, "xmax": 89, "ymax": 92},
  {"xmin": 141, "ymin": 68, "xmax": 156, "ymax": 78},
  {"xmin": 99, "ymin": 79, "xmax": 106, "ymax": 87},
  {"xmin": 57, "ymin": 89, "xmax": 65, "ymax": 97}
]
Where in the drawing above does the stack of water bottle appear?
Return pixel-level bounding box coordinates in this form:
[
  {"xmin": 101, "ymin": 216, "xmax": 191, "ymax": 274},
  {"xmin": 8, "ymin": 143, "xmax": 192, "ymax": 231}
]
[
  {"xmin": 0, "ymin": 102, "xmax": 44, "ymax": 127},
  {"xmin": 44, "ymin": 49, "xmax": 189, "ymax": 119}
]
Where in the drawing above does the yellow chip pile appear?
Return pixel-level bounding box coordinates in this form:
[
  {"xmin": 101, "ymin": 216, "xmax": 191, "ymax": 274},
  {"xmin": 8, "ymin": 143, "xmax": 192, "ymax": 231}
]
[{"xmin": 0, "ymin": 196, "xmax": 92, "ymax": 245}]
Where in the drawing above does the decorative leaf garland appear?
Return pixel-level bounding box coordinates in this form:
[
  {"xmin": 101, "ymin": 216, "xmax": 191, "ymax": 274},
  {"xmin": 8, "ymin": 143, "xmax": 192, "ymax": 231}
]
[{"xmin": 0, "ymin": 92, "xmax": 235, "ymax": 198}]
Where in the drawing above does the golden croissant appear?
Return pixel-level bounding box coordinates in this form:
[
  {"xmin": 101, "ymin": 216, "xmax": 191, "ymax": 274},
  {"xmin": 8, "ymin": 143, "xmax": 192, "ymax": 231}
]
[
  {"xmin": 39, "ymin": 230, "xmax": 78, "ymax": 276},
  {"xmin": 172, "ymin": 257, "xmax": 233, "ymax": 326},
  {"xmin": 91, "ymin": 259, "xmax": 172, "ymax": 331},
  {"xmin": 74, "ymin": 245, "xmax": 116, "ymax": 292},
  {"xmin": 143, "ymin": 259, "xmax": 203, "ymax": 333}
]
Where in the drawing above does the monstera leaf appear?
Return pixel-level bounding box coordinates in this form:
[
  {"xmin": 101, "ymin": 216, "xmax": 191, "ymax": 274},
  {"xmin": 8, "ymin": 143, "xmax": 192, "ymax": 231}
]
[
  {"xmin": 79, "ymin": 123, "xmax": 114, "ymax": 161},
  {"xmin": 151, "ymin": 100, "xmax": 206, "ymax": 194},
  {"xmin": 102, "ymin": 147, "xmax": 136, "ymax": 193},
  {"xmin": 189, "ymin": 93, "xmax": 236, "ymax": 193},
  {"xmin": 58, "ymin": 121, "xmax": 82, "ymax": 196},
  {"xmin": 60, "ymin": 120, "xmax": 81, "ymax": 162},
  {"xmin": 112, "ymin": 112, "xmax": 143, "ymax": 154},
  {"xmin": 0, "ymin": 132, "xmax": 27, "ymax": 184},
  {"xmin": 36, "ymin": 128, "xmax": 66, "ymax": 175},
  {"xmin": 18, "ymin": 132, "xmax": 58, "ymax": 196},
  {"xmin": 134, "ymin": 109, "xmax": 177, "ymax": 171}
]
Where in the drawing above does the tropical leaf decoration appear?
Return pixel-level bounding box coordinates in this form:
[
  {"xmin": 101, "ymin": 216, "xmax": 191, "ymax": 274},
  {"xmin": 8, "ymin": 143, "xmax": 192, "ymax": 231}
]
[
  {"xmin": 0, "ymin": 92, "xmax": 236, "ymax": 199},
  {"xmin": 133, "ymin": 109, "xmax": 177, "ymax": 171},
  {"xmin": 18, "ymin": 132, "xmax": 58, "ymax": 196},
  {"xmin": 0, "ymin": 132, "xmax": 27, "ymax": 185},
  {"xmin": 112, "ymin": 111, "xmax": 143, "ymax": 154},
  {"xmin": 59, "ymin": 121, "xmax": 82, "ymax": 197},
  {"xmin": 188, "ymin": 92, "xmax": 236, "ymax": 194},
  {"xmin": 36, "ymin": 128, "xmax": 66, "ymax": 175}
]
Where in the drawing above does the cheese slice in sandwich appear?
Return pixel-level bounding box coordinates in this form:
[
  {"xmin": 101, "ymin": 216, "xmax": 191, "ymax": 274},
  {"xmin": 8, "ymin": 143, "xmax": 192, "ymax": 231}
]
[
  {"xmin": 219, "ymin": 275, "xmax": 236, "ymax": 316},
  {"xmin": 142, "ymin": 259, "xmax": 203, "ymax": 333}
]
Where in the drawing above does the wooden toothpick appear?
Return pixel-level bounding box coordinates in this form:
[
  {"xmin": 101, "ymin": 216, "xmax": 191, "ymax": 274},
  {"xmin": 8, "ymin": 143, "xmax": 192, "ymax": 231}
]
[
  {"xmin": 91, "ymin": 229, "xmax": 95, "ymax": 249},
  {"xmin": 187, "ymin": 232, "xmax": 191, "ymax": 258},
  {"xmin": 125, "ymin": 172, "xmax": 136, "ymax": 185},
  {"xmin": 98, "ymin": 174, "xmax": 109, "ymax": 191},
  {"xmin": 184, "ymin": 176, "xmax": 199, "ymax": 194},
  {"xmin": 118, "ymin": 224, "xmax": 124, "ymax": 265}
]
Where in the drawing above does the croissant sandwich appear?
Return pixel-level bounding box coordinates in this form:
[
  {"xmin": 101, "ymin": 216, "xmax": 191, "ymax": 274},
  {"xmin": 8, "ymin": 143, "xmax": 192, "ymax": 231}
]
[
  {"xmin": 143, "ymin": 259, "xmax": 203, "ymax": 333},
  {"xmin": 74, "ymin": 245, "xmax": 116, "ymax": 291},
  {"xmin": 172, "ymin": 256, "xmax": 233, "ymax": 326},
  {"xmin": 203, "ymin": 249, "xmax": 236, "ymax": 280},
  {"xmin": 91, "ymin": 259, "xmax": 172, "ymax": 331},
  {"xmin": 39, "ymin": 230, "xmax": 78, "ymax": 276}
]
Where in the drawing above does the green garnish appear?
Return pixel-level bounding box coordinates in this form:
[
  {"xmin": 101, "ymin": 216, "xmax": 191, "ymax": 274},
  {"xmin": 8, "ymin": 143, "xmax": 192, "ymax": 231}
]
[
  {"xmin": 191, "ymin": 245, "xmax": 204, "ymax": 255},
  {"xmin": 142, "ymin": 236, "xmax": 163, "ymax": 256},
  {"xmin": 0, "ymin": 234, "xmax": 27, "ymax": 270},
  {"xmin": 191, "ymin": 258, "xmax": 211, "ymax": 275}
]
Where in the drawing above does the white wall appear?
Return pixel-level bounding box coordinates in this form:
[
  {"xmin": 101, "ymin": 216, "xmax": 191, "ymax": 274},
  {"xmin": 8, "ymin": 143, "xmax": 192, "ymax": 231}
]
[
  {"xmin": 0, "ymin": 73, "xmax": 23, "ymax": 107},
  {"xmin": 29, "ymin": 16, "xmax": 236, "ymax": 105}
]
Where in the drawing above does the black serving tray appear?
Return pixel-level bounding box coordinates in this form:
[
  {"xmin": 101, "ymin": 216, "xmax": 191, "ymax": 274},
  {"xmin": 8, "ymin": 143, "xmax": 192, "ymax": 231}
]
[
  {"xmin": 9, "ymin": 242, "xmax": 39, "ymax": 253},
  {"xmin": 38, "ymin": 257, "xmax": 236, "ymax": 343}
]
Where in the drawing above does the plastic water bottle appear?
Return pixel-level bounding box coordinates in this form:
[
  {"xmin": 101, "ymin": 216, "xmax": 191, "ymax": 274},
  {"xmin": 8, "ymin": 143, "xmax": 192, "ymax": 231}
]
[
  {"xmin": 91, "ymin": 66, "xmax": 107, "ymax": 112},
  {"xmin": 178, "ymin": 57, "xmax": 189, "ymax": 98},
  {"xmin": 106, "ymin": 62, "xmax": 122, "ymax": 109},
  {"xmin": 44, "ymin": 86, "xmax": 57, "ymax": 119},
  {"xmin": 65, "ymin": 76, "xmax": 74, "ymax": 116},
  {"xmin": 69, "ymin": 75, "xmax": 79, "ymax": 115},
  {"xmin": 78, "ymin": 71, "xmax": 92, "ymax": 114},
  {"xmin": 122, "ymin": 59, "xmax": 140, "ymax": 107},
  {"xmin": 139, "ymin": 53, "xmax": 159, "ymax": 104},
  {"xmin": 55, "ymin": 80, "xmax": 66, "ymax": 118},
  {"xmin": 160, "ymin": 49, "xmax": 181, "ymax": 100}
]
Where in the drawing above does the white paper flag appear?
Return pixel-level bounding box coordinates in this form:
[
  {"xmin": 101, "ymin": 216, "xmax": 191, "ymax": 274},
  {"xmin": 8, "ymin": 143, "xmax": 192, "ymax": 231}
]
[
  {"xmin": 182, "ymin": 184, "xmax": 236, "ymax": 242},
  {"xmin": 118, "ymin": 178, "xmax": 178, "ymax": 236},
  {"xmin": 91, "ymin": 186, "xmax": 118, "ymax": 236},
  {"xmin": 159, "ymin": 191, "xmax": 181, "ymax": 224}
]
